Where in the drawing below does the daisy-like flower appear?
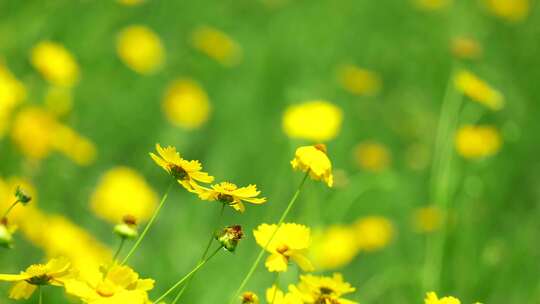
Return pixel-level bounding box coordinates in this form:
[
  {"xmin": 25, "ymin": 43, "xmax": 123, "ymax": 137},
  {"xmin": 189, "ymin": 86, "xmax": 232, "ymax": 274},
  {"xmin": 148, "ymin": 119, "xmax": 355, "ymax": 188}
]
[
  {"xmin": 0, "ymin": 257, "xmax": 75, "ymax": 300},
  {"xmin": 291, "ymin": 145, "xmax": 333, "ymax": 187},
  {"xmin": 425, "ymin": 292, "xmax": 461, "ymax": 304},
  {"xmin": 198, "ymin": 182, "xmax": 266, "ymax": 212},
  {"xmin": 64, "ymin": 264, "xmax": 154, "ymax": 304},
  {"xmin": 149, "ymin": 143, "xmax": 214, "ymax": 191},
  {"xmin": 297, "ymin": 273, "xmax": 357, "ymax": 304},
  {"xmin": 253, "ymin": 223, "xmax": 314, "ymax": 273},
  {"xmin": 266, "ymin": 285, "xmax": 303, "ymax": 304}
]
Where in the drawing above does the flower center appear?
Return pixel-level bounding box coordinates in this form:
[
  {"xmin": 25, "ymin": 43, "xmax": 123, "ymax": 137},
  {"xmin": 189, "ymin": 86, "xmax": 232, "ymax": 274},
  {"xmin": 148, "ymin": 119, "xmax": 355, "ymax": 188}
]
[
  {"xmin": 169, "ymin": 164, "xmax": 188, "ymax": 180},
  {"xmin": 26, "ymin": 274, "xmax": 52, "ymax": 285},
  {"xmin": 276, "ymin": 245, "xmax": 290, "ymax": 255},
  {"xmin": 319, "ymin": 287, "xmax": 334, "ymax": 295},
  {"xmin": 217, "ymin": 193, "xmax": 234, "ymax": 204}
]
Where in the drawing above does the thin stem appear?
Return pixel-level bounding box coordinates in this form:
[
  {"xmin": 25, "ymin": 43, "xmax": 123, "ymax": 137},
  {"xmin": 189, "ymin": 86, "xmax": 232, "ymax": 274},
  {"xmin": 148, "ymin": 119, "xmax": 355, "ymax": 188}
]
[
  {"xmin": 1, "ymin": 200, "xmax": 19, "ymax": 219},
  {"xmin": 38, "ymin": 286, "xmax": 43, "ymax": 304},
  {"xmin": 154, "ymin": 246, "xmax": 222, "ymax": 303},
  {"xmin": 228, "ymin": 171, "xmax": 310, "ymax": 304},
  {"xmin": 171, "ymin": 203, "xmax": 226, "ymax": 304},
  {"xmin": 121, "ymin": 181, "xmax": 173, "ymax": 265},
  {"xmin": 112, "ymin": 237, "xmax": 126, "ymax": 262},
  {"xmin": 270, "ymin": 272, "xmax": 280, "ymax": 304}
]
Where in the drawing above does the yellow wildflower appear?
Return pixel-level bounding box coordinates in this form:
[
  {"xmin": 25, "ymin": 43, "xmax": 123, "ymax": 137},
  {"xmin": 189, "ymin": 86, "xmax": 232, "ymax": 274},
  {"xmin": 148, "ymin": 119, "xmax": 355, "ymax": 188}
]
[
  {"xmin": 337, "ymin": 64, "xmax": 381, "ymax": 96},
  {"xmin": 52, "ymin": 124, "xmax": 97, "ymax": 166},
  {"xmin": 297, "ymin": 273, "xmax": 357, "ymax": 304},
  {"xmin": 483, "ymin": 0, "xmax": 529, "ymax": 22},
  {"xmin": 117, "ymin": 25, "xmax": 165, "ymax": 74},
  {"xmin": 413, "ymin": 206, "xmax": 442, "ymax": 233},
  {"xmin": 454, "ymin": 70, "xmax": 504, "ymax": 111},
  {"xmin": 282, "ymin": 100, "xmax": 343, "ymax": 142},
  {"xmin": 240, "ymin": 291, "xmax": 260, "ymax": 304},
  {"xmin": 198, "ymin": 182, "xmax": 266, "ymax": 213},
  {"xmin": 451, "ymin": 37, "xmax": 482, "ymax": 60},
  {"xmin": 0, "ymin": 62, "xmax": 26, "ymax": 137},
  {"xmin": 30, "ymin": 41, "xmax": 79, "ymax": 87},
  {"xmin": 455, "ymin": 125, "xmax": 501, "ymax": 159},
  {"xmin": 44, "ymin": 86, "xmax": 73, "ymax": 117},
  {"xmin": 354, "ymin": 216, "xmax": 394, "ymax": 252},
  {"xmin": 162, "ymin": 78, "xmax": 211, "ymax": 129},
  {"xmin": 353, "ymin": 141, "xmax": 391, "ymax": 172},
  {"xmin": 414, "ymin": 0, "xmax": 451, "ymax": 10},
  {"xmin": 425, "ymin": 292, "xmax": 461, "ymax": 304},
  {"xmin": 90, "ymin": 167, "xmax": 158, "ymax": 224},
  {"xmin": 191, "ymin": 26, "xmax": 242, "ymax": 66},
  {"xmin": 0, "ymin": 257, "xmax": 75, "ymax": 300},
  {"xmin": 10, "ymin": 106, "xmax": 57, "ymax": 160},
  {"xmin": 291, "ymin": 144, "xmax": 333, "ymax": 187},
  {"xmin": 64, "ymin": 264, "xmax": 154, "ymax": 304},
  {"xmin": 266, "ymin": 285, "xmax": 303, "ymax": 304},
  {"xmin": 310, "ymin": 225, "xmax": 358, "ymax": 270},
  {"xmin": 253, "ymin": 223, "xmax": 314, "ymax": 273},
  {"xmin": 150, "ymin": 143, "xmax": 214, "ymax": 191}
]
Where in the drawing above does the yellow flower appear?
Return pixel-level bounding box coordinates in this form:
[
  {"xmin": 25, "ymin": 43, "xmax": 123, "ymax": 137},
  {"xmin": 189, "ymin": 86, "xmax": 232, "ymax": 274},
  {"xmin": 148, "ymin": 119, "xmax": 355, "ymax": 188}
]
[
  {"xmin": 414, "ymin": 0, "xmax": 451, "ymax": 10},
  {"xmin": 10, "ymin": 106, "xmax": 57, "ymax": 159},
  {"xmin": 0, "ymin": 61, "xmax": 26, "ymax": 137},
  {"xmin": 297, "ymin": 273, "xmax": 357, "ymax": 304},
  {"xmin": 44, "ymin": 86, "xmax": 73, "ymax": 117},
  {"xmin": 454, "ymin": 70, "xmax": 504, "ymax": 111},
  {"xmin": 116, "ymin": 25, "xmax": 165, "ymax": 74},
  {"xmin": 282, "ymin": 100, "xmax": 343, "ymax": 142},
  {"xmin": 451, "ymin": 37, "xmax": 482, "ymax": 60},
  {"xmin": 253, "ymin": 223, "xmax": 314, "ymax": 273},
  {"xmin": 354, "ymin": 216, "xmax": 394, "ymax": 252},
  {"xmin": 162, "ymin": 78, "xmax": 211, "ymax": 129},
  {"xmin": 310, "ymin": 225, "xmax": 359, "ymax": 270},
  {"xmin": 0, "ymin": 257, "xmax": 75, "ymax": 300},
  {"xmin": 52, "ymin": 124, "xmax": 97, "ymax": 166},
  {"xmin": 118, "ymin": 0, "xmax": 144, "ymax": 5},
  {"xmin": 425, "ymin": 292, "xmax": 461, "ymax": 304},
  {"xmin": 413, "ymin": 206, "xmax": 443, "ymax": 233},
  {"xmin": 455, "ymin": 125, "xmax": 501, "ymax": 159},
  {"xmin": 266, "ymin": 285, "xmax": 303, "ymax": 304},
  {"xmin": 91, "ymin": 167, "xmax": 158, "ymax": 224},
  {"xmin": 240, "ymin": 291, "xmax": 260, "ymax": 304},
  {"xmin": 150, "ymin": 143, "xmax": 214, "ymax": 191},
  {"xmin": 30, "ymin": 41, "xmax": 79, "ymax": 87},
  {"xmin": 191, "ymin": 26, "xmax": 242, "ymax": 66},
  {"xmin": 483, "ymin": 0, "xmax": 529, "ymax": 22},
  {"xmin": 64, "ymin": 264, "xmax": 154, "ymax": 304},
  {"xmin": 353, "ymin": 141, "xmax": 391, "ymax": 172},
  {"xmin": 291, "ymin": 145, "xmax": 333, "ymax": 187},
  {"xmin": 337, "ymin": 64, "xmax": 381, "ymax": 96},
  {"xmin": 198, "ymin": 182, "xmax": 266, "ymax": 213}
]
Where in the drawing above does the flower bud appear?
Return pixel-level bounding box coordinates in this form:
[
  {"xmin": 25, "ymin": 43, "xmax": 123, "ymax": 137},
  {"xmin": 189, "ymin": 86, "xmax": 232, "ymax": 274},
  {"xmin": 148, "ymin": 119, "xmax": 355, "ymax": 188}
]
[
  {"xmin": 113, "ymin": 215, "xmax": 139, "ymax": 239},
  {"xmin": 0, "ymin": 220, "xmax": 14, "ymax": 249},
  {"xmin": 15, "ymin": 186, "xmax": 32, "ymax": 204},
  {"xmin": 240, "ymin": 291, "xmax": 259, "ymax": 304},
  {"xmin": 216, "ymin": 225, "xmax": 243, "ymax": 252}
]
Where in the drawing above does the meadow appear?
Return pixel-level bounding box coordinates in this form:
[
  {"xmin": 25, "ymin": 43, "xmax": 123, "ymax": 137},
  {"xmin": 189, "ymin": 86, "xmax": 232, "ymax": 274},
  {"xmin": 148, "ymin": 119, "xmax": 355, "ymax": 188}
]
[{"xmin": 0, "ymin": 0, "xmax": 539, "ymax": 303}]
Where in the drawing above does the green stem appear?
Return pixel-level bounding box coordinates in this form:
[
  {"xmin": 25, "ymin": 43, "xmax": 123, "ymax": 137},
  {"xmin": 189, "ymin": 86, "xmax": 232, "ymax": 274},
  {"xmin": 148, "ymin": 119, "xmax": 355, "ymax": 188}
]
[
  {"xmin": 270, "ymin": 272, "xmax": 280, "ymax": 304},
  {"xmin": 228, "ymin": 171, "xmax": 310, "ymax": 304},
  {"xmin": 38, "ymin": 286, "xmax": 43, "ymax": 304},
  {"xmin": 121, "ymin": 181, "xmax": 173, "ymax": 265},
  {"xmin": 112, "ymin": 237, "xmax": 126, "ymax": 262},
  {"xmin": 154, "ymin": 246, "xmax": 222, "ymax": 303},
  {"xmin": 1, "ymin": 200, "xmax": 19, "ymax": 220},
  {"xmin": 171, "ymin": 203, "xmax": 226, "ymax": 304}
]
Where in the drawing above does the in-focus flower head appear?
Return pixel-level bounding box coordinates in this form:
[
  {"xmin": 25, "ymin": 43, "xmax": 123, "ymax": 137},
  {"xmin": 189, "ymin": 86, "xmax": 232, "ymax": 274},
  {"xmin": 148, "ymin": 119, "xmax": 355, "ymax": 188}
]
[
  {"xmin": 425, "ymin": 291, "xmax": 461, "ymax": 304},
  {"xmin": 297, "ymin": 273, "xmax": 357, "ymax": 304},
  {"xmin": 191, "ymin": 26, "xmax": 242, "ymax": 66},
  {"xmin": 454, "ymin": 70, "xmax": 504, "ymax": 111},
  {"xmin": 0, "ymin": 257, "xmax": 75, "ymax": 299},
  {"xmin": 162, "ymin": 78, "xmax": 211, "ymax": 130},
  {"xmin": 117, "ymin": 25, "xmax": 165, "ymax": 75},
  {"xmin": 455, "ymin": 125, "xmax": 502, "ymax": 159},
  {"xmin": 337, "ymin": 64, "xmax": 381, "ymax": 96},
  {"xmin": 30, "ymin": 41, "xmax": 79, "ymax": 87},
  {"xmin": 114, "ymin": 215, "xmax": 139, "ymax": 240},
  {"xmin": 14, "ymin": 186, "xmax": 32, "ymax": 205},
  {"xmin": 216, "ymin": 225, "xmax": 244, "ymax": 252},
  {"xmin": 291, "ymin": 144, "xmax": 333, "ymax": 187},
  {"xmin": 253, "ymin": 223, "xmax": 314, "ymax": 273},
  {"xmin": 150, "ymin": 144, "xmax": 214, "ymax": 191},
  {"xmin": 283, "ymin": 100, "xmax": 343, "ymax": 142},
  {"xmin": 198, "ymin": 182, "xmax": 266, "ymax": 213}
]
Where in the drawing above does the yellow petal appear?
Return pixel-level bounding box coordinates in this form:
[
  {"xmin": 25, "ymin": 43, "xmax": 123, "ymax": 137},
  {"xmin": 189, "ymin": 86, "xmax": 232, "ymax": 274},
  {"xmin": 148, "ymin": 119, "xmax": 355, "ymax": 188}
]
[
  {"xmin": 290, "ymin": 253, "xmax": 314, "ymax": 272},
  {"xmin": 9, "ymin": 281, "xmax": 37, "ymax": 300},
  {"xmin": 265, "ymin": 254, "xmax": 288, "ymax": 272}
]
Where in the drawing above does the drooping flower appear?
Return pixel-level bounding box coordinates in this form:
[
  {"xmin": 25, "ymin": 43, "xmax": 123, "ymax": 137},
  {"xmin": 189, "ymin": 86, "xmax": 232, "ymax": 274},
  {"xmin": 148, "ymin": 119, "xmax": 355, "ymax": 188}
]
[
  {"xmin": 162, "ymin": 78, "xmax": 211, "ymax": 129},
  {"xmin": 282, "ymin": 100, "xmax": 343, "ymax": 142},
  {"xmin": 482, "ymin": 0, "xmax": 529, "ymax": 22},
  {"xmin": 191, "ymin": 26, "xmax": 242, "ymax": 66},
  {"xmin": 454, "ymin": 70, "xmax": 504, "ymax": 111},
  {"xmin": 424, "ymin": 291, "xmax": 461, "ymax": 304},
  {"xmin": 198, "ymin": 182, "xmax": 266, "ymax": 212},
  {"xmin": 297, "ymin": 273, "xmax": 357, "ymax": 304},
  {"xmin": 455, "ymin": 125, "xmax": 501, "ymax": 159},
  {"xmin": 253, "ymin": 223, "xmax": 314, "ymax": 273},
  {"xmin": 266, "ymin": 285, "xmax": 303, "ymax": 304},
  {"xmin": 30, "ymin": 41, "xmax": 79, "ymax": 87},
  {"xmin": 116, "ymin": 25, "xmax": 165, "ymax": 75},
  {"xmin": 354, "ymin": 216, "xmax": 394, "ymax": 252},
  {"xmin": 309, "ymin": 225, "xmax": 358, "ymax": 270},
  {"xmin": 337, "ymin": 64, "xmax": 381, "ymax": 96},
  {"xmin": 451, "ymin": 37, "xmax": 482, "ymax": 60},
  {"xmin": 353, "ymin": 141, "xmax": 391, "ymax": 173},
  {"xmin": 64, "ymin": 264, "xmax": 154, "ymax": 304},
  {"xmin": 291, "ymin": 145, "xmax": 333, "ymax": 187},
  {"xmin": 240, "ymin": 291, "xmax": 260, "ymax": 304},
  {"xmin": 0, "ymin": 257, "xmax": 75, "ymax": 299},
  {"xmin": 150, "ymin": 144, "xmax": 214, "ymax": 191}
]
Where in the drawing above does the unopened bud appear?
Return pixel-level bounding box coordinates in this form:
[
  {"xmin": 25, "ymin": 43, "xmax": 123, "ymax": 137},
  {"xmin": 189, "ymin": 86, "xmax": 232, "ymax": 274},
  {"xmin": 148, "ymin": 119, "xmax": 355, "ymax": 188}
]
[
  {"xmin": 113, "ymin": 215, "xmax": 138, "ymax": 239},
  {"xmin": 0, "ymin": 223, "xmax": 14, "ymax": 249},
  {"xmin": 240, "ymin": 291, "xmax": 259, "ymax": 304},
  {"xmin": 216, "ymin": 225, "xmax": 244, "ymax": 252},
  {"xmin": 15, "ymin": 186, "xmax": 32, "ymax": 204}
]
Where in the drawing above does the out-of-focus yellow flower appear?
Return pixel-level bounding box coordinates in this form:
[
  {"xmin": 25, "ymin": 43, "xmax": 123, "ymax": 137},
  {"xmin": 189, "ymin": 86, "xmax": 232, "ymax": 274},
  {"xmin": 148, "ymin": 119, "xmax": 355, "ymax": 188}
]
[
  {"xmin": 10, "ymin": 106, "xmax": 57, "ymax": 160},
  {"xmin": 64, "ymin": 264, "xmax": 154, "ymax": 304},
  {"xmin": 283, "ymin": 100, "xmax": 343, "ymax": 142},
  {"xmin": 353, "ymin": 141, "xmax": 391, "ymax": 173},
  {"xmin": 52, "ymin": 125, "xmax": 97, "ymax": 166},
  {"xmin": 117, "ymin": 25, "xmax": 165, "ymax": 75},
  {"xmin": 45, "ymin": 86, "xmax": 73, "ymax": 117},
  {"xmin": 30, "ymin": 41, "xmax": 79, "ymax": 87},
  {"xmin": 297, "ymin": 273, "xmax": 357, "ymax": 304},
  {"xmin": 0, "ymin": 257, "xmax": 75, "ymax": 300},
  {"xmin": 0, "ymin": 62, "xmax": 26, "ymax": 137},
  {"xmin": 455, "ymin": 125, "xmax": 501, "ymax": 159},
  {"xmin": 91, "ymin": 167, "xmax": 158, "ymax": 224},
  {"xmin": 266, "ymin": 285, "xmax": 303, "ymax": 304},
  {"xmin": 425, "ymin": 292, "xmax": 461, "ymax": 304},
  {"xmin": 451, "ymin": 37, "xmax": 482, "ymax": 60},
  {"xmin": 483, "ymin": 0, "xmax": 529, "ymax": 22},
  {"xmin": 337, "ymin": 64, "xmax": 381, "ymax": 96},
  {"xmin": 240, "ymin": 291, "xmax": 260, "ymax": 304},
  {"xmin": 414, "ymin": 0, "xmax": 451, "ymax": 10},
  {"xmin": 150, "ymin": 143, "xmax": 214, "ymax": 191},
  {"xmin": 310, "ymin": 225, "xmax": 358, "ymax": 270},
  {"xmin": 162, "ymin": 79, "xmax": 211, "ymax": 129},
  {"xmin": 253, "ymin": 223, "xmax": 314, "ymax": 273},
  {"xmin": 291, "ymin": 144, "xmax": 334, "ymax": 187},
  {"xmin": 413, "ymin": 206, "xmax": 443, "ymax": 233},
  {"xmin": 191, "ymin": 26, "xmax": 242, "ymax": 66},
  {"xmin": 198, "ymin": 182, "xmax": 266, "ymax": 213},
  {"xmin": 354, "ymin": 216, "xmax": 394, "ymax": 252},
  {"xmin": 454, "ymin": 70, "xmax": 504, "ymax": 111},
  {"xmin": 118, "ymin": 0, "xmax": 144, "ymax": 5}
]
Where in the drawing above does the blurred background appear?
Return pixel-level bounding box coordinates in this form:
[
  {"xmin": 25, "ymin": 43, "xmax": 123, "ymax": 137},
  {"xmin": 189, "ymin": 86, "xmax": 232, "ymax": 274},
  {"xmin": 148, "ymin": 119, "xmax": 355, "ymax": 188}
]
[{"xmin": 0, "ymin": 0, "xmax": 539, "ymax": 303}]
